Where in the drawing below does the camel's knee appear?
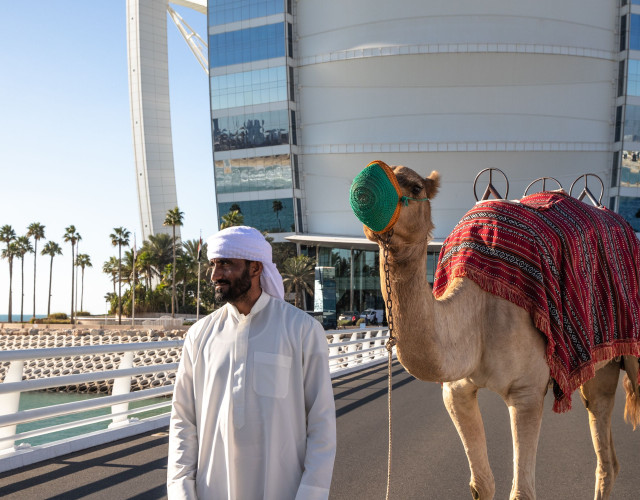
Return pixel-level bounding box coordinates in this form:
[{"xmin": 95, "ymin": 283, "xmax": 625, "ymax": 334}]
[{"xmin": 443, "ymin": 380, "xmax": 478, "ymax": 412}]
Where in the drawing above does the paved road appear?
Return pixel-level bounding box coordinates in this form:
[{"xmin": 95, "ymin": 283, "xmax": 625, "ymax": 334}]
[{"xmin": 1, "ymin": 361, "xmax": 638, "ymax": 499}]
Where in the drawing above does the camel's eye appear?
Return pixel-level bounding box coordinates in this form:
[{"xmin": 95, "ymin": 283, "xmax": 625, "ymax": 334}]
[{"xmin": 411, "ymin": 184, "xmax": 423, "ymax": 196}]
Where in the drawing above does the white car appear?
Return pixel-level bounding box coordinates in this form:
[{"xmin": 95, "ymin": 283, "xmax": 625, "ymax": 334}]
[{"xmin": 360, "ymin": 309, "xmax": 383, "ymax": 324}]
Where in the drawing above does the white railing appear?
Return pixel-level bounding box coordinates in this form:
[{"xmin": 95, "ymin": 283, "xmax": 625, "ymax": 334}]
[
  {"xmin": 141, "ymin": 316, "xmax": 186, "ymax": 328},
  {"xmin": 0, "ymin": 327, "xmax": 391, "ymax": 473}
]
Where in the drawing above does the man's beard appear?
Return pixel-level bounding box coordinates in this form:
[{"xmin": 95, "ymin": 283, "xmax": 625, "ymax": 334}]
[{"xmin": 213, "ymin": 264, "xmax": 253, "ymax": 304}]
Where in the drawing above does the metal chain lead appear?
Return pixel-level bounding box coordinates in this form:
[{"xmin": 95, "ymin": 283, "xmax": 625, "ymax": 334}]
[
  {"xmin": 382, "ymin": 229, "xmax": 395, "ymax": 500},
  {"xmin": 383, "ymin": 229, "xmax": 396, "ymax": 352}
]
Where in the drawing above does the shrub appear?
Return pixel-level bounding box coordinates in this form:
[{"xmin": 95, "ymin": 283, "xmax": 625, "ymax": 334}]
[
  {"xmin": 30, "ymin": 318, "xmax": 71, "ymax": 324},
  {"xmin": 356, "ymin": 318, "xmax": 366, "ymax": 326},
  {"xmin": 49, "ymin": 313, "xmax": 68, "ymax": 320},
  {"xmin": 75, "ymin": 311, "xmax": 90, "ymax": 316},
  {"xmin": 337, "ymin": 319, "xmax": 352, "ymax": 328}
]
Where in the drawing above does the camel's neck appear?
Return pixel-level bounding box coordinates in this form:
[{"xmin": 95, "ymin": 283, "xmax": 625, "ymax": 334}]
[{"xmin": 381, "ymin": 242, "xmax": 482, "ymax": 382}]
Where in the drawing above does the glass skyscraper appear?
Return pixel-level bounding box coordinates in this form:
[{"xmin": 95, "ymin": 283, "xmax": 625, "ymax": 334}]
[
  {"xmin": 208, "ymin": 0, "xmax": 301, "ymax": 234},
  {"xmin": 614, "ymin": 1, "xmax": 640, "ymax": 230}
]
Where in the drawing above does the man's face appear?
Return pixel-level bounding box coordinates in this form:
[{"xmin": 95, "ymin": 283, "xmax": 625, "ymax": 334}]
[{"xmin": 210, "ymin": 258, "xmax": 253, "ymax": 304}]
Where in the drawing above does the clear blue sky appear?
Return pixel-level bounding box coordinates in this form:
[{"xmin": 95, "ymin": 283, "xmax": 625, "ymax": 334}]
[{"xmin": 0, "ymin": 2, "xmax": 215, "ymax": 318}]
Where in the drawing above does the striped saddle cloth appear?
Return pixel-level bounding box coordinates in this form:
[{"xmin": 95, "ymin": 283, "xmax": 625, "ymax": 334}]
[{"xmin": 434, "ymin": 191, "xmax": 640, "ymax": 412}]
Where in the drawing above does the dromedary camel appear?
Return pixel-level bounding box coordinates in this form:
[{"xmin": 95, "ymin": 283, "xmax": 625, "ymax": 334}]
[{"xmin": 355, "ymin": 163, "xmax": 640, "ymax": 500}]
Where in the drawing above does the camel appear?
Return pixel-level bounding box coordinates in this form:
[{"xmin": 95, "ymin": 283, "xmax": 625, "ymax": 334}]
[{"xmin": 358, "ymin": 164, "xmax": 640, "ymax": 499}]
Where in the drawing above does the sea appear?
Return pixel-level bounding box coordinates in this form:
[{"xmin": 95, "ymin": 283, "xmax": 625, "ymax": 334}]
[
  {"xmin": 15, "ymin": 393, "xmax": 170, "ymax": 446},
  {"xmin": 0, "ymin": 314, "xmax": 47, "ymax": 323}
]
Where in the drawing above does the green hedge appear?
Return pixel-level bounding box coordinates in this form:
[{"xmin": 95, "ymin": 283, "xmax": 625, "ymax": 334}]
[{"xmin": 30, "ymin": 318, "xmax": 71, "ymax": 324}]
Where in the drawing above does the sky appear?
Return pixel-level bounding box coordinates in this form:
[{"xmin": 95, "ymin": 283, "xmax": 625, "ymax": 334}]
[{"xmin": 0, "ymin": 2, "xmax": 215, "ymax": 318}]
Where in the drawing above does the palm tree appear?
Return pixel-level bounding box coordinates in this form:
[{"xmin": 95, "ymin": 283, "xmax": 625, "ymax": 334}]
[
  {"xmin": 143, "ymin": 233, "xmax": 174, "ymax": 276},
  {"xmin": 109, "ymin": 227, "xmax": 130, "ymax": 324},
  {"xmin": 229, "ymin": 203, "xmax": 242, "ymax": 213},
  {"xmin": 136, "ymin": 250, "xmax": 154, "ymax": 289},
  {"xmin": 16, "ymin": 236, "xmax": 34, "ymax": 322},
  {"xmin": 41, "ymin": 241, "xmax": 62, "ymax": 318},
  {"xmin": 26, "ymin": 222, "xmax": 45, "ymax": 320},
  {"xmin": 163, "ymin": 207, "xmax": 184, "ymax": 318},
  {"xmin": 220, "ymin": 210, "xmax": 244, "ymax": 229},
  {"xmin": 121, "ymin": 249, "xmax": 135, "ymax": 285},
  {"xmin": 103, "ymin": 256, "xmax": 120, "ymax": 297},
  {"xmin": 63, "ymin": 225, "xmax": 81, "ymax": 324},
  {"xmin": 272, "ymin": 200, "xmax": 284, "ymax": 230},
  {"xmin": 281, "ymin": 255, "xmax": 316, "ymax": 309},
  {"xmin": 182, "ymin": 239, "xmax": 206, "ymax": 277},
  {"xmin": 0, "ymin": 225, "xmax": 17, "ymax": 322},
  {"xmin": 75, "ymin": 253, "xmax": 92, "ymax": 313}
]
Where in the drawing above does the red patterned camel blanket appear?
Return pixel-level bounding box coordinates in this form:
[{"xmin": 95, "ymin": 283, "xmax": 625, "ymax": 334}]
[{"xmin": 433, "ymin": 191, "xmax": 640, "ymax": 412}]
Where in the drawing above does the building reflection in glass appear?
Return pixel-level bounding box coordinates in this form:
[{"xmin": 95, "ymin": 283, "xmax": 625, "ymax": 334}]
[
  {"xmin": 215, "ymin": 154, "xmax": 292, "ymax": 193},
  {"xmin": 211, "ymin": 66, "xmax": 287, "ymax": 110},
  {"xmin": 620, "ymin": 151, "xmax": 640, "ymax": 188},
  {"xmin": 213, "ymin": 109, "xmax": 289, "ymax": 151},
  {"xmin": 218, "ymin": 198, "xmax": 294, "ymax": 233},
  {"xmin": 617, "ymin": 196, "xmax": 640, "ymax": 232}
]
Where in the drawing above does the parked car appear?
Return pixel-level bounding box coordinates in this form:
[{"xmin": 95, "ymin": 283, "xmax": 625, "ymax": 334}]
[
  {"xmin": 361, "ymin": 308, "xmax": 383, "ymax": 325},
  {"xmin": 337, "ymin": 311, "xmax": 360, "ymax": 324}
]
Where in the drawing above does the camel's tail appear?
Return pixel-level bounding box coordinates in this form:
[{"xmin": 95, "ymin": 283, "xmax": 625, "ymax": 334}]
[{"xmin": 622, "ymin": 355, "xmax": 640, "ymax": 430}]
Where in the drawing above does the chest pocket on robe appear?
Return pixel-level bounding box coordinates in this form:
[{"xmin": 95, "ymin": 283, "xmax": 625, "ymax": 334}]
[{"xmin": 253, "ymin": 351, "xmax": 292, "ymax": 399}]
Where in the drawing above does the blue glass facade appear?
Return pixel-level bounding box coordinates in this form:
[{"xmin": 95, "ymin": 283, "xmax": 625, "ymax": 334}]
[
  {"xmin": 628, "ymin": 60, "xmax": 640, "ymax": 96},
  {"xmin": 631, "ymin": 15, "xmax": 640, "ymax": 51},
  {"xmin": 208, "ymin": 1, "xmax": 297, "ymax": 234},
  {"xmin": 210, "ymin": 23, "xmax": 285, "ymax": 68},
  {"xmin": 617, "ymin": 12, "xmax": 640, "ymax": 232},
  {"xmin": 211, "ymin": 66, "xmax": 287, "ymax": 110},
  {"xmin": 209, "ymin": 0, "xmax": 284, "ymax": 26}
]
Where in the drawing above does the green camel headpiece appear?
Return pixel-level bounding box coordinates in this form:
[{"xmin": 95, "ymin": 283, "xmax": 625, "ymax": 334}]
[{"xmin": 349, "ymin": 160, "xmax": 429, "ymax": 233}]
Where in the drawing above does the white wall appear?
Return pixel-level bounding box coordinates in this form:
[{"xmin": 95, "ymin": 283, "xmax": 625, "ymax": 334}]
[{"xmin": 294, "ymin": 1, "xmax": 619, "ymax": 239}]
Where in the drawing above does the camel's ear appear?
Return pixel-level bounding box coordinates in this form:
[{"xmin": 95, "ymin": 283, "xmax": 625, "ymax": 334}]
[{"xmin": 424, "ymin": 171, "xmax": 440, "ymax": 200}]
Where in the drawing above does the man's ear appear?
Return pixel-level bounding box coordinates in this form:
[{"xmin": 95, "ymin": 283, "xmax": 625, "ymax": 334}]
[{"xmin": 250, "ymin": 261, "xmax": 263, "ymax": 278}]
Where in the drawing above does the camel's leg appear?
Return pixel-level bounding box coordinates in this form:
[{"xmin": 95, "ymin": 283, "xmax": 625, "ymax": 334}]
[
  {"xmin": 443, "ymin": 379, "xmax": 495, "ymax": 500},
  {"xmin": 579, "ymin": 361, "xmax": 621, "ymax": 500},
  {"xmin": 504, "ymin": 381, "xmax": 546, "ymax": 500}
]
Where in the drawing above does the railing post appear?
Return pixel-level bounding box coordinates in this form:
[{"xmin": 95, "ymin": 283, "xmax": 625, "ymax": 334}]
[
  {"xmin": 109, "ymin": 351, "xmax": 134, "ymax": 428},
  {"xmin": 363, "ymin": 331, "xmax": 373, "ymax": 360},
  {"xmin": 374, "ymin": 329, "xmax": 385, "ymax": 359},
  {"xmin": 0, "ymin": 360, "xmax": 25, "ymax": 450},
  {"xmin": 347, "ymin": 332, "xmax": 360, "ymax": 367}
]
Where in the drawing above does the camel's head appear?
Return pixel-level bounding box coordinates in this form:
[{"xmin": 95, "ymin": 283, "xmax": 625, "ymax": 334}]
[{"xmin": 351, "ymin": 161, "xmax": 440, "ymax": 246}]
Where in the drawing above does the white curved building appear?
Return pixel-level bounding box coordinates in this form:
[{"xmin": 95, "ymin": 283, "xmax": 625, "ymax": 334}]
[{"xmin": 294, "ymin": 1, "xmax": 621, "ymax": 239}]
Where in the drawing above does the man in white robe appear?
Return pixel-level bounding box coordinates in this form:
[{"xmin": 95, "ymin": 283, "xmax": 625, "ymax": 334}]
[{"xmin": 167, "ymin": 226, "xmax": 336, "ymax": 499}]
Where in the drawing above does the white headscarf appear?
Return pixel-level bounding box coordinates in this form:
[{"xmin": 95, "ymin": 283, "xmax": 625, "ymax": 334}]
[{"xmin": 206, "ymin": 226, "xmax": 285, "ymax": 300}]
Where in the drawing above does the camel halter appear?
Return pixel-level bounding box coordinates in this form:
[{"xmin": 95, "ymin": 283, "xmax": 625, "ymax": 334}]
[{"xmin": 349, "ymin": 160, "xmax": 429, "ymax": 233}]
